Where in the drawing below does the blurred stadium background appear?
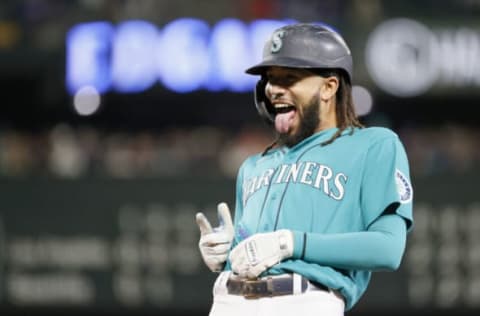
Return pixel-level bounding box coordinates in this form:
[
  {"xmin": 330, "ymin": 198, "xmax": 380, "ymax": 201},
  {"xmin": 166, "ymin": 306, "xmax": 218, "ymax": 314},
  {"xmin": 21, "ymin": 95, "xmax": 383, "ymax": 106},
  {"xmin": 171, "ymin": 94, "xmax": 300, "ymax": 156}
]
[{"xmin": 0, "ymin": 0, "xmax": 479, "ymax": 315}]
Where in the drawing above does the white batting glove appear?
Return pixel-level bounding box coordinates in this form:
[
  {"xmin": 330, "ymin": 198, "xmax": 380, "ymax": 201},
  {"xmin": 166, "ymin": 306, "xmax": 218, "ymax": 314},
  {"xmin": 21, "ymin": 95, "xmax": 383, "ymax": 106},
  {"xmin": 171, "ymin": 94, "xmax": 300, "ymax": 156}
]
[
  {"xmin": 195, "ymin": 202, "xmax": 234, "ymax": 272},
  {"xmin": 229, "ymin": 230, "xmax": 294, "ymax": 278}
]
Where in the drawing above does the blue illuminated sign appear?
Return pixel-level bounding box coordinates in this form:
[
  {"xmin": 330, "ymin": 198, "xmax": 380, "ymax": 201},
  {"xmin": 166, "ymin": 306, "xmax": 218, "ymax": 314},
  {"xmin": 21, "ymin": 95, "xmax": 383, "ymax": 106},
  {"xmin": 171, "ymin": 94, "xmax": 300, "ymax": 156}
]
[
  {"xmin": 66, "ymin": 22, "xmax": 114, "ymax": 94},
  {"xmin": 66, "ymin": 18, "xmax": 293, "ymax": 94},
  {"xmin": 111, "ymin": 20, "xmax": 159, "ymax": 93},
  {"xmin": 157, "ymin": 18, "xmax": 211, "ymax": 93}
]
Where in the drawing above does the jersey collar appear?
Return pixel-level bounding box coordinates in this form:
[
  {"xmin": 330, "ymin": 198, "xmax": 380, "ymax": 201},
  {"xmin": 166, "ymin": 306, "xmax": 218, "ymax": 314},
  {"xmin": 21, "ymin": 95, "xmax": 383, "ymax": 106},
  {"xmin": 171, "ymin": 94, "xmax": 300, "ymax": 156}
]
[{"xmin": 285, "ymin": 127, "xmax": 341, "ymax": 152}]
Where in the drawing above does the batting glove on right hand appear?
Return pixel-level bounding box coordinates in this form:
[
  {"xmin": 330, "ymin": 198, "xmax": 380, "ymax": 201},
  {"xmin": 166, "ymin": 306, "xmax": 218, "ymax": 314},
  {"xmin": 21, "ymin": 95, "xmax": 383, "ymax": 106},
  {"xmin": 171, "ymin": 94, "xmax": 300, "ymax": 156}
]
[{"xmin": 195, "ymin": 202, "xmax": 234, "ymax": 272}]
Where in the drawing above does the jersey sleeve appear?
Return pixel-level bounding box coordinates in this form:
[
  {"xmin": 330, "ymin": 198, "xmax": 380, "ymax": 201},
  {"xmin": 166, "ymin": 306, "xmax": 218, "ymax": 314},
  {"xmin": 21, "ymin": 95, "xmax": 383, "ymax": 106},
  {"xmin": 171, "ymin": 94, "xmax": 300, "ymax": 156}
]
[
  {"xmin": 360, "ymin": 135, "xmax": 413, "ymax": 231},
  {"xmin": 292, "ymin": 213, "xmax": 407, "ymax": 270}
]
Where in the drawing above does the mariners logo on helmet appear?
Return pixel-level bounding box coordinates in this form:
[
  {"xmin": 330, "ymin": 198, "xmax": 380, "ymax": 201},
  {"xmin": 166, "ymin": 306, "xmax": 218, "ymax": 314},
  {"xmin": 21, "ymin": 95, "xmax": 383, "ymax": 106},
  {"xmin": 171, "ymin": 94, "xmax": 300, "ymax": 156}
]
[{"xmin": 270, "ymin": 30, "xmax": 286, "ymax": 53}]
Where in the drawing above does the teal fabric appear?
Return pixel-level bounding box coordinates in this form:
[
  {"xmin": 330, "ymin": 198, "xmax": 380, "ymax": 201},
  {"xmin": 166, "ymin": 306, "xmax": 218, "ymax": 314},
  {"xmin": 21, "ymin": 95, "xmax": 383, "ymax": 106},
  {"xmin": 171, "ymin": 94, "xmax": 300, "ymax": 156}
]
[
  {"xmin": 225, "ymin": 127, "xmax": 414, "ymax": 310},
  {"xmin": 292, "ymin": 214, "xmax": 407, "ymax": 270}
]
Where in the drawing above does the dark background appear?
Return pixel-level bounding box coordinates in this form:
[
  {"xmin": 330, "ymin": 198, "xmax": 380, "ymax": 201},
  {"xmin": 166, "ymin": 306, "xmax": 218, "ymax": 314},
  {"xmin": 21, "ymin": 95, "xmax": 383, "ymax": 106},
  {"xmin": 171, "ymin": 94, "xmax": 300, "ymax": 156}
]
[{"xmin": 0, "ymin": 1, "xmax": 479, "ymax": 316}]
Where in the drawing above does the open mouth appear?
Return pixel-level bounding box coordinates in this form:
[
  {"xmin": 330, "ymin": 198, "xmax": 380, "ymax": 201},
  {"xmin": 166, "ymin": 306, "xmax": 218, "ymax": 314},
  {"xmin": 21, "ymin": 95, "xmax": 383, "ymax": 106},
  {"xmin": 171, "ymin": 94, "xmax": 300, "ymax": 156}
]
[
  {"xmin": 273, "ymin": 103, "xmax": 297, "ymax": 133},
  {"xmin": 274, "ymin": 103, "xmax": 296, "ymax": 114}
]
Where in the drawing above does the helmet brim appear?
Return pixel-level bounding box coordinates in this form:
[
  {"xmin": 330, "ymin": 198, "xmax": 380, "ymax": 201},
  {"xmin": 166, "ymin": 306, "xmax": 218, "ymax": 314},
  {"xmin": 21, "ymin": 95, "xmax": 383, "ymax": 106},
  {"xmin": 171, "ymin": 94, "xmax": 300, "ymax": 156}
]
[{"xmin": 245, "ymin": 57, "xmax": 320, "ymax": 75}]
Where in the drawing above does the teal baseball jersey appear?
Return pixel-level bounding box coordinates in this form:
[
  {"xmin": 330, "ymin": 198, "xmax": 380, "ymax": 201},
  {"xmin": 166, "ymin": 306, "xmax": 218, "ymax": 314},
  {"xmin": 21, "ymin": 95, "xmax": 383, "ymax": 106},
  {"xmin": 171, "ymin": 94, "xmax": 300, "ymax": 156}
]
[{"xmin": 226, "ymin": 126, "xmax": 413, "ymax": 310}]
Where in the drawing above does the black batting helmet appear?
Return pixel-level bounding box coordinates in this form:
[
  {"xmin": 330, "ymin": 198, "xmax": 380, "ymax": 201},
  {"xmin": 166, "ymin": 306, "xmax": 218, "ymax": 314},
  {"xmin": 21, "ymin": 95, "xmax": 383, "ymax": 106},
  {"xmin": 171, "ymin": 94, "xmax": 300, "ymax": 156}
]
[{"xmin": 246, "ymin": 23, "xmax": 353, "ymax": 124}]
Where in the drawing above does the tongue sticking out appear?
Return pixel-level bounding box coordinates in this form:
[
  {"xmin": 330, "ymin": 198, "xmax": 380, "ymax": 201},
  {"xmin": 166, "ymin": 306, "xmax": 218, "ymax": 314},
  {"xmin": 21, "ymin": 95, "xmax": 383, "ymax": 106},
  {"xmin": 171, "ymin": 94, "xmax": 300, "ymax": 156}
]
[{"xmin": 275, "ymin": 110, "xmax": 296, "ymax": 133}]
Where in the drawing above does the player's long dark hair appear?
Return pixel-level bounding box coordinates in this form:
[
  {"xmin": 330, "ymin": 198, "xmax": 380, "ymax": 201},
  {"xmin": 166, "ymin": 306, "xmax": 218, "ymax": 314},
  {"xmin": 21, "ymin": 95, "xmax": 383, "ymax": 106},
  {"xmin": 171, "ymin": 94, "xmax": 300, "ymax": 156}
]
[{"xmin": 318, "ymin": 69, "xmax": 364, "ymax": 146}]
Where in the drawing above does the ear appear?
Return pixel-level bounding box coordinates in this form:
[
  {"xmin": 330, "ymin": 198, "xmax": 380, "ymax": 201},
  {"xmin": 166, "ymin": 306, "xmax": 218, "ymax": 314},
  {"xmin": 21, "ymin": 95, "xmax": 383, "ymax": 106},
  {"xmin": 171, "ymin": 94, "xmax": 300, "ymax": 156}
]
[{"xmin": 320, "ymin": 76, "xmax": 339, "ymax": 101}]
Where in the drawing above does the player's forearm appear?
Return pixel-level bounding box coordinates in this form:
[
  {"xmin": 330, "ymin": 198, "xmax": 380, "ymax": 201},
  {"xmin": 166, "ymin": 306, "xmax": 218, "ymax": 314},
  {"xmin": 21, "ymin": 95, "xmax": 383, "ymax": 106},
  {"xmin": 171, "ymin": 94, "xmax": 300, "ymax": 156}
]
[{"xmin": 291, "ymin": 214, "xmax": 407, "ymax": 271}]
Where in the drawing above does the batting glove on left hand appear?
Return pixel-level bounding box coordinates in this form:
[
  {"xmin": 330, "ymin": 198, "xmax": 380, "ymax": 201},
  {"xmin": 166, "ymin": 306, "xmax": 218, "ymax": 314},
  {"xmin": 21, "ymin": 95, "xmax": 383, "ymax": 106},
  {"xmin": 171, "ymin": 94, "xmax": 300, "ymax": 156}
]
[
  {"xmin": 195, "ymin": 202, "xmax": 234, "ymax": 272},
  {"xmin": 229, "ymin": 230, "xmax": 294, "ymax": 279}
]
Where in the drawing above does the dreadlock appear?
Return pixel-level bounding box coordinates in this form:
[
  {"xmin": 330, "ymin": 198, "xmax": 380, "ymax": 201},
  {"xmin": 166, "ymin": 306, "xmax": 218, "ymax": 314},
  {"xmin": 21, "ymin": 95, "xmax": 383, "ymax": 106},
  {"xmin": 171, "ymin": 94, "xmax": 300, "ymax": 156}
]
[{"xmin": 316, "ymin": 69, "xmax": 364, "ymax": 146}]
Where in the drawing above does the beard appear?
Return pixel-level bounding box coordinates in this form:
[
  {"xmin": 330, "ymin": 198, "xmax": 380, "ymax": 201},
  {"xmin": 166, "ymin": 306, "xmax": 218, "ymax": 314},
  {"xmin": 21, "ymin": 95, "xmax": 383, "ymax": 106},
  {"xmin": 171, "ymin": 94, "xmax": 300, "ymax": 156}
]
[{"xmin": 277, "ymin": 94, "xmax": 320, "ymax": 148}]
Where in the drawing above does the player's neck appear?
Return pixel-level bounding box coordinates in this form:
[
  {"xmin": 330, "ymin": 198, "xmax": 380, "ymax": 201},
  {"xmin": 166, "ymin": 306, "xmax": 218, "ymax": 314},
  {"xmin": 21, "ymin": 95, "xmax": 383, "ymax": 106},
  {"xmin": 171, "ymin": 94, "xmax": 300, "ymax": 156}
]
[{"xmin": 316, "ymin": 101, "xmax": 337, "ymax": 132}]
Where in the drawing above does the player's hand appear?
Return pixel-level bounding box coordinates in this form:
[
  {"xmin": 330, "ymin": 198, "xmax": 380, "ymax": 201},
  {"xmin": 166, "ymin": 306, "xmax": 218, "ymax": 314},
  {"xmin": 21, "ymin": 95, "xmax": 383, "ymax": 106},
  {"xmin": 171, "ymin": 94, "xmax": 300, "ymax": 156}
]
[
  {"xmin": 195, "ymin": 202, "xmax": 234, "ymax": 272},
  {"xmin": 229, "ymin": 230, "xmax": 294, "ymax": 278}
]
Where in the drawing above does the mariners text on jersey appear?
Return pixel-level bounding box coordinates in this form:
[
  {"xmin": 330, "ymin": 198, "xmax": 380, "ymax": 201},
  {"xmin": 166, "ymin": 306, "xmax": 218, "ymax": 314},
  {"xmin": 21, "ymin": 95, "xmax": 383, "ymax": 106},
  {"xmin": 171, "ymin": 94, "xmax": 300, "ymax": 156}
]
[{"xmin": 242, "ymin": 161, "xmax": 348, "ymax": 207}]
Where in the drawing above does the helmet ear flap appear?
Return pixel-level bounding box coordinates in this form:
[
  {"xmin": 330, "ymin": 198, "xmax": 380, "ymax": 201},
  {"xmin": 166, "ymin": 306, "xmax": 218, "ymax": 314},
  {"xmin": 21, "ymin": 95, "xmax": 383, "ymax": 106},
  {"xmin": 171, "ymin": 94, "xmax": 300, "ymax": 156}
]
[{"xmin": 254, "ymin": 77, "xmax": 275, "ymax": 124}]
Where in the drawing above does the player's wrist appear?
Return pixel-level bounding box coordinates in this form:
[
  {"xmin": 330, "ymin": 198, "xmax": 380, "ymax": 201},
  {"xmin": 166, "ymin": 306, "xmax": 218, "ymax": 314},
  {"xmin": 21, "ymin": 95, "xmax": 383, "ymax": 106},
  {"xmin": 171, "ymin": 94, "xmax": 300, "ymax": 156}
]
[{"xmin": 291, "ymin": 230, "xmax": 306, "ymax": 259}]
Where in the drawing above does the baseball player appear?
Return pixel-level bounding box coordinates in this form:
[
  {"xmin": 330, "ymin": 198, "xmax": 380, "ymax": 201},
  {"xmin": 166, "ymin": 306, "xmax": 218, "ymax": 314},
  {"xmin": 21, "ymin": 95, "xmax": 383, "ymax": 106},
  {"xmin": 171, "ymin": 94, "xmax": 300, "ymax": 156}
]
[{"xmin": 196, "ymin": 23, "xmax": 413, "ymax": 316}]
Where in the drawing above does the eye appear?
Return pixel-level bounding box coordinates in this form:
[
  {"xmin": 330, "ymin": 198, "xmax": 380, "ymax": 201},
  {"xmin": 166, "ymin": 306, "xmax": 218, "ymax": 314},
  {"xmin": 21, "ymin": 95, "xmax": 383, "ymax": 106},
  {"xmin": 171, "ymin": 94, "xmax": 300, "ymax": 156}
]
[{"xmin": 267, "ymin": 73, "xmax": 300, "ymax": 86}]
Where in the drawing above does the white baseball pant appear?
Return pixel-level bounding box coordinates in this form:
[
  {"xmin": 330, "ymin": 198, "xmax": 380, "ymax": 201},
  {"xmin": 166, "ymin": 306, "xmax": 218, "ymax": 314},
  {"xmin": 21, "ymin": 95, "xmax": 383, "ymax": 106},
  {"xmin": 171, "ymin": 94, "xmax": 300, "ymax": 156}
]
[{"xmin": 208, "ymin": 272, "xmax": 345, "ymax": 316}]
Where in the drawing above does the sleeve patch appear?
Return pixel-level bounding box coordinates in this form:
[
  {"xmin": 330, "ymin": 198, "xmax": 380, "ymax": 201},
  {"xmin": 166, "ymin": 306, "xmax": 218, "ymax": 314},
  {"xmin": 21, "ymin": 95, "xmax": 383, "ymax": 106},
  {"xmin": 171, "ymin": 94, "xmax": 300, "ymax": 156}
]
[{"xmin": 395, "ymin": 169, "xmax": 413, "ymax": 204}]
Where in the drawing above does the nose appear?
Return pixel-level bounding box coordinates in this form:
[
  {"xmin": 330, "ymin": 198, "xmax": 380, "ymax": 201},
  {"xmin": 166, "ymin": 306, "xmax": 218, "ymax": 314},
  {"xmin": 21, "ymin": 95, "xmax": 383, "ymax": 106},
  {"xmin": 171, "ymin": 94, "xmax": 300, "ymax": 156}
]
[{"xmin": 265, "ymin": 81, "xmax": 286, "ymax": 100}]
